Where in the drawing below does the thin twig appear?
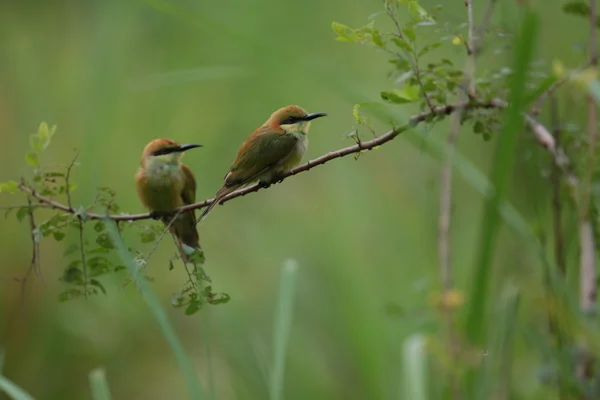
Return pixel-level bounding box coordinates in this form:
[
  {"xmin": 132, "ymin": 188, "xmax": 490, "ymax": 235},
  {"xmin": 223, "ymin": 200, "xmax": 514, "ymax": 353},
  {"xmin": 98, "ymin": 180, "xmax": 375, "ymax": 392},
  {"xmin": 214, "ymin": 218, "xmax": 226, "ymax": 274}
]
[
  {"xmin": 18, "ymin": 197, "xmax": 40, "ymax": 301},
  {"xmin": 65, "ymin": 151, "xmax": 88, "ymax": 298},
  {"xmin": 78, "ymin": 218, "xmax": 88, "ymax": 298},
  {"xmin": 16, "ymin": 101, "xmax": 501, "ymax": 222},
  {"xmin": 549, "ymin": 95, "xmax": 566, "ymax": 276},
  {"xmin": 144, "ymin": 212, "xmax": 181, "ymax": 263},
  {"xmin": 437, "ymin": 2, "xmax": 478, "ymax": 399},
  {"xmin": 0, "ymin": 204, "xmax": 53, "ymax": 211},
  {"xmin": 65, "ymin": 150, "xmax": 80, "ymax": 211},
  {"xmin": 472, "ymin": 0, "xmax": 498, "ymax": 57},
  {"xmin": 465, "ymin": 0, "xmax": 476, "ymax": 97}
]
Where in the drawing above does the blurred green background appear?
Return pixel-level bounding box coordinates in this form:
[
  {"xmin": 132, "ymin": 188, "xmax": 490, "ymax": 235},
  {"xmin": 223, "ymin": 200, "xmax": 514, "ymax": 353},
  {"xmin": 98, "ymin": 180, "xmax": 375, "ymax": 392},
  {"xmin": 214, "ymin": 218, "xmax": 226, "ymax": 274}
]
[{"xmin": 0, "ymin": 0, "xmax": 593, "ymax": 399}]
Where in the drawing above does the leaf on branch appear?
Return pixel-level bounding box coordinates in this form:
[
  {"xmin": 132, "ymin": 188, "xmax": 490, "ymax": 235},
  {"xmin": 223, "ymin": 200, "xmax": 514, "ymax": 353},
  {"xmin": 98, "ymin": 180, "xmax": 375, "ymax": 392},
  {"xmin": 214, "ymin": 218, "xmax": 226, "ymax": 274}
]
[
  {"xmin": 90, "ymin": 279, "xmax": 107, "ymax": 295},
  {"xmin": 52, "ymin": 231, "xmax": 66, "ymax": 241},
  {"xmin": 371, "ymin": 29, "xmax": 384, "ymax": 47},
  {"xmin": 401, "ymin": 27, "xmax": 416, "ymax": 42},
  {"xmin": 63, "ymin": 243, "xmax": 79, "ymax": 256},
  {"xmin": 184, "ymin": 299, "xmax": 202, "ymax": 315},
  {"xmin": 16, "ymin": 207, "xmax": 29, "ymax": 222},
  {"xmin": 381, "ymin": 90, "xmax": 414, "ymax": 104},
  {"xmin": 96, "ymin": 232, "xmax": 115, "ymax": 249},
  {"xmin": 332, "ymin": 22, "xmax": 357, "ymax": 42},
  {"xmin": 0, "ymin": 180, "xmax": 19, "ymax": 194},
  {"xmin": 140, "ymin": 231, "xmax": 157, "ymax": 243},
  {"xmin": 418, "ymin": 42, "xmax": 442, "ymax": 57},
  {"xmin": 208, "ymin": 292, "xmax": 231, "ymax": 305},
  {"xmin": 562, "ymin": 1, "xmax": 590, "ymax": 17},
  {"xmin": 391, "ymin": 38, "xmax": 414, "ymax": 54},
  {"xmin": 25, "ymin": 151, "xmax": 39, "ymax": 167}
]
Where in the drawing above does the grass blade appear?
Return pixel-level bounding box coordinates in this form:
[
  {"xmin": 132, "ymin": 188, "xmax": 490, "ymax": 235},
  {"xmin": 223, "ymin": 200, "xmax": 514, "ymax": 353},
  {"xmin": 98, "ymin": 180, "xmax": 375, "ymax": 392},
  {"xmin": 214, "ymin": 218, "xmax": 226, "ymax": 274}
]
[
  {"xmin": 89, "ymin": 368, "xmax": 112, "ymax": 400},
  {"xmin": 401, "ymin": 334, "xmax": 428, "ymax": 400},
  {"xmin": 0, "ymin": 376, "xmax": 35, "ymax": 400},
  {"xmin": 269, "ymin": 259, "xmax": 299, "ymax": 400},
  {"xmin": 464, "ymin": 10, "xmax": 538, "ymax": 397},
  {"xmin": 400, "ymin": 334, "xmax": 428, "ymax": 400},
  {"xmin": 104, "ymin": 220, "xmax": 204, "ymax": 400}
]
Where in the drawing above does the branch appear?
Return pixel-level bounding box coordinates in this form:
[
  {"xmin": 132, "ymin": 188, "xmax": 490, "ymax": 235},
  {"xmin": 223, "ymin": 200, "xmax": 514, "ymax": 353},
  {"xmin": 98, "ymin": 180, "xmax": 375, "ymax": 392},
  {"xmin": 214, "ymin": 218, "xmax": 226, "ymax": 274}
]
[
  {"xmin": 17, "ymin": 101, "xmax": 500, "ymax": 222},
  {"xmin": 17, "ymin": 196, "xmax": 41, "ymax": 300},
  {"xmin": 579, "ymin": 0, "xmax": 598, "ymax": 315}
]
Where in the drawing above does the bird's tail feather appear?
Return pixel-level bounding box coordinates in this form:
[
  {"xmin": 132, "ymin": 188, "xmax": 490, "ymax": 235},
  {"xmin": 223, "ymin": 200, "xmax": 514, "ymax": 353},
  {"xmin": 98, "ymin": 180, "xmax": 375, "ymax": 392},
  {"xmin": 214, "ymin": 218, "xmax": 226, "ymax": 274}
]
[
  {"xmin": 167, "ymin": 211, "xmax": 201, "ymax": 263},
  {"xmin": 197, "ymin": 186, "xmax": 234, "ymax": 224}
]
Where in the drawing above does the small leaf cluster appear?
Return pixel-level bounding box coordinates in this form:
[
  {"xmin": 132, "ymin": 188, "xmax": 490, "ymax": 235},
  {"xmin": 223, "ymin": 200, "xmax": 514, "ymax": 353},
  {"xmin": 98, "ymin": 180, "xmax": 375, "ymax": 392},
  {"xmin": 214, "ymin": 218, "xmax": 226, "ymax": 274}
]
[{"xmin": 172, "ymin": 256, "xmax": 230, "ymax": 316}]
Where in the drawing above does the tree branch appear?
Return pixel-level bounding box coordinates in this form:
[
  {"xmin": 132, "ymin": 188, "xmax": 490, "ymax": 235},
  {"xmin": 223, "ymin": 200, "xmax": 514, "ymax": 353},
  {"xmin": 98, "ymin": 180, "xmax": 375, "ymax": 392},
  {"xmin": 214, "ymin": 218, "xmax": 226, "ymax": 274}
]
[
  {"xmin": 576, "ymin": 0, "xmax": 598, "ymax": 383},
  {"xmin": 17, "ymin": 101, "xmax": 501, "ymax": 222}
]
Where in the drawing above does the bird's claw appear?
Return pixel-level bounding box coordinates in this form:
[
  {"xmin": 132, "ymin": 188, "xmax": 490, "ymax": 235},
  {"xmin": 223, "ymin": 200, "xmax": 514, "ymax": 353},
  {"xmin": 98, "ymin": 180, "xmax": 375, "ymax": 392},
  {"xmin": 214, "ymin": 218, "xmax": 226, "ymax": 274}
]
[{"xmin": 259, "ymin": 180, "xmax": 271, "ymax": 189}]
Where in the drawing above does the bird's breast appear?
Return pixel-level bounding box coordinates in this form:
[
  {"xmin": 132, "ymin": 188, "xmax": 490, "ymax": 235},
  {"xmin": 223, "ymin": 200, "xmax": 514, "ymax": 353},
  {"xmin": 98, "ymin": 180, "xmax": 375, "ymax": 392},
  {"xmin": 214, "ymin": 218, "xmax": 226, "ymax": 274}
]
[
  {"xmin": 137, "ymin": 163, "xmax": 185, "ymax": 211},
  {"xmin": 280, "ymin": 134, "xmax": 308, "ymax": 170}
]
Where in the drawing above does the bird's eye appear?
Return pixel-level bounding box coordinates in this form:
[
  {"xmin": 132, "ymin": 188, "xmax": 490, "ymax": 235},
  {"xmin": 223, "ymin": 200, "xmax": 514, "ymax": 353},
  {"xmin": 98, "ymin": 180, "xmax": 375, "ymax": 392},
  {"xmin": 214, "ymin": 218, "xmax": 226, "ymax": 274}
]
[{"xmin": 283, "ymin": 117, "xmax": 297, "ymax": 125}]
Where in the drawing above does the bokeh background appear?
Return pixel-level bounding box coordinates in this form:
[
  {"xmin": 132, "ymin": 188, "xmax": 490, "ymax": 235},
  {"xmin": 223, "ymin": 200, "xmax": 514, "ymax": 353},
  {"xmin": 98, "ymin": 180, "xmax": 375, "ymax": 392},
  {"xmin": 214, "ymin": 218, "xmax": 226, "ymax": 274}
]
[{"xmin": 0, "ymin": 0, "xmax": 593, "ymax": 399}]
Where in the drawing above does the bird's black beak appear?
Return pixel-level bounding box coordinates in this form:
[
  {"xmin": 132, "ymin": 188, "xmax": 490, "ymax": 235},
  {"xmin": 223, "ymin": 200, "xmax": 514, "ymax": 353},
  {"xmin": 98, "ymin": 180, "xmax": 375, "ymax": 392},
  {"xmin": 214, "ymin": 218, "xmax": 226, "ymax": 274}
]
[
  {"xmin": 177, "ymin": 144, "xmax": 203, "ymax": 152},
  {"xmin": 304, "ymin": 112, "xmax": 327, "ymax": 121}
]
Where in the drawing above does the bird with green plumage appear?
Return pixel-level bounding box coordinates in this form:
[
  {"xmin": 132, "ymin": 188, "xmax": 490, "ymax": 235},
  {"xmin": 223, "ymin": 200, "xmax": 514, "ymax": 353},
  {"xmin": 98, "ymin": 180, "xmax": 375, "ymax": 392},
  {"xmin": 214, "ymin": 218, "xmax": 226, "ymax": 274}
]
[{"xmin": 199, "ymin": 105, "xmax": 327, "ymax": 222}]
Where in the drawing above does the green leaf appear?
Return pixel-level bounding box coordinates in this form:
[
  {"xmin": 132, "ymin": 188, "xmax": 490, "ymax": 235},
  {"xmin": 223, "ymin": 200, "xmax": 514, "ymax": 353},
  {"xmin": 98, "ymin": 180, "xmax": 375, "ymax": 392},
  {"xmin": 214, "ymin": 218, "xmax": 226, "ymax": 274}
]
[
  {"xmin": 353, "ymin": 104, "xmax": 365, "ymax": 124},
  {"xmin": 96, "ymin": 232, "xmax": 114, "ymax": 249},
  {"xmin": 16, "ymin": 208, "xmax": 29, "ymax": 222},
  {"xmin": 332, "ymin": 22, "xmax": 356, "ymax": 42},
  {"xmin": 187, "ymin": 248, "xmax": 206, "ymax": 264},
  {"xmin": 418, "ymin": 42, "xmax": 441, "ymax": 57},
  {"xmin": 473, "ymin": 121, "xmax": 484, "ymax": 134},
  {"xmin": 140, "ymin": 231, "xmax": 156, "ymax": 243},
  {"xmin": 401, "ymin": 27, "xmax": 416, "ymax": 42},
  {"xmin": 52, "ymin": 231, "xmax": 66, "ymax": 241},
  {"xmin": 58, "ymin": 288, "xmax": 84, "ymax": 302},
  {"xmin": 371, "ymin": 29, "xmax": 384, "ymax": 47},
  {"xmin": 389, "ymin": 57, "xmax": 411, "ymax": 71},
  {"xmin": 63, "ymin": 243, "xmax": 79, "ymax": 256},
  {"xmin": 381, "ymin": 91, "xmax": 414, "ymax": 104},
  {"xmin": 25, "ymin": 151, "xmax": 39, "ymax": 167},
  {"xmin": 562, "ymin": 1, "xmax": 590, "ymax": 16},
  {"xmin": 208, "ymin": 293, "xmax": 231, "ymax": 305},
  {"xmin": 184, "ymin": 300, "xmax": 202, "ymax": 315},
  {"xmin": 93, "ymin": 221, "xmax": 105, "ymax": 232},
  {"xmin": 407, "ymin": 1, "xmax": 432, "ymax": 22},
  {"xmin": 90, "ymin": 279, "xmax": 107, "ymax": 295},
  {"xmin": 62, "ymin": 261, "xmax": 83, "ymax": 283},
  {"xmin": 0, "ymin": 181, "xmax": 19, "ymax": 194},
  {"xmin": 89, "ymin": 368, "xmax": 112, "ymax": 400},
  {"xmin": 391, "ymin": 38, "xmax": 413, "ymax": 53},
  {"xmin": 44, "ymin": 172, "xmax": 65, "ymax": 178}
]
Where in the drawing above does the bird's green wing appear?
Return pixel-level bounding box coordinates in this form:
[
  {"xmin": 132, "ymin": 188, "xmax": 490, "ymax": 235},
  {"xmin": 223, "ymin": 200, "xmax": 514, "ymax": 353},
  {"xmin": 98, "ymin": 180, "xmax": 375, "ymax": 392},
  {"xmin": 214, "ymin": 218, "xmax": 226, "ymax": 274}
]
[
  {"xmin": 225, "ymin": 131, "xmax": 297, "ymax": 186},
  {"xmin": 180, "ymin": 164, "xmax": 197, "ymax": 206}
]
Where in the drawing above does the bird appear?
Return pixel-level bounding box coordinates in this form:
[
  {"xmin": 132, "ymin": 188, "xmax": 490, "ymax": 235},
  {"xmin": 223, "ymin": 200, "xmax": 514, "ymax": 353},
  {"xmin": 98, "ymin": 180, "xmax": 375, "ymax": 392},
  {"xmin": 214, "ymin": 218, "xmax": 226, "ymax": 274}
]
[
  {"xmin": 135, "ymin": 138, "xmax": 203, "ymax": 263},
  {"xmin": 198, "ymin": 105, "xmax": 327, "ymax": 222}
]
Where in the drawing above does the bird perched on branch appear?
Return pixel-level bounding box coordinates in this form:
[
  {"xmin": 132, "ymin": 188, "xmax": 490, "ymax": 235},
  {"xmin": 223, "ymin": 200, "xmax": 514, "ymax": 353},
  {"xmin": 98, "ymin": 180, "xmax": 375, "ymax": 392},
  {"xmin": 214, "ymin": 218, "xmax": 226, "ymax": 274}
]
[
  {"xmin": 198, "ymin": 105, "xmax": 327, "ymax": 222},
  {"xmin": 135, "ymin": 138, "xmax": 203, "ymax": 263}
]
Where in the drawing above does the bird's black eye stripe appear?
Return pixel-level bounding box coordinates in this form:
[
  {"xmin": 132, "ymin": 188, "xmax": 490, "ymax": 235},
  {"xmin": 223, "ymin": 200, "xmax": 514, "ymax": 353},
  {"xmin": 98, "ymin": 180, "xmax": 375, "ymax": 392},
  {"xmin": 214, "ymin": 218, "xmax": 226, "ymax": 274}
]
[
  {"xmin": 153, "ymin": 147, "xmax": 175, "ymax": 156},
  {"xmin": 282, "ymin": 116, "xmax": 298, "ymax": 125}
]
